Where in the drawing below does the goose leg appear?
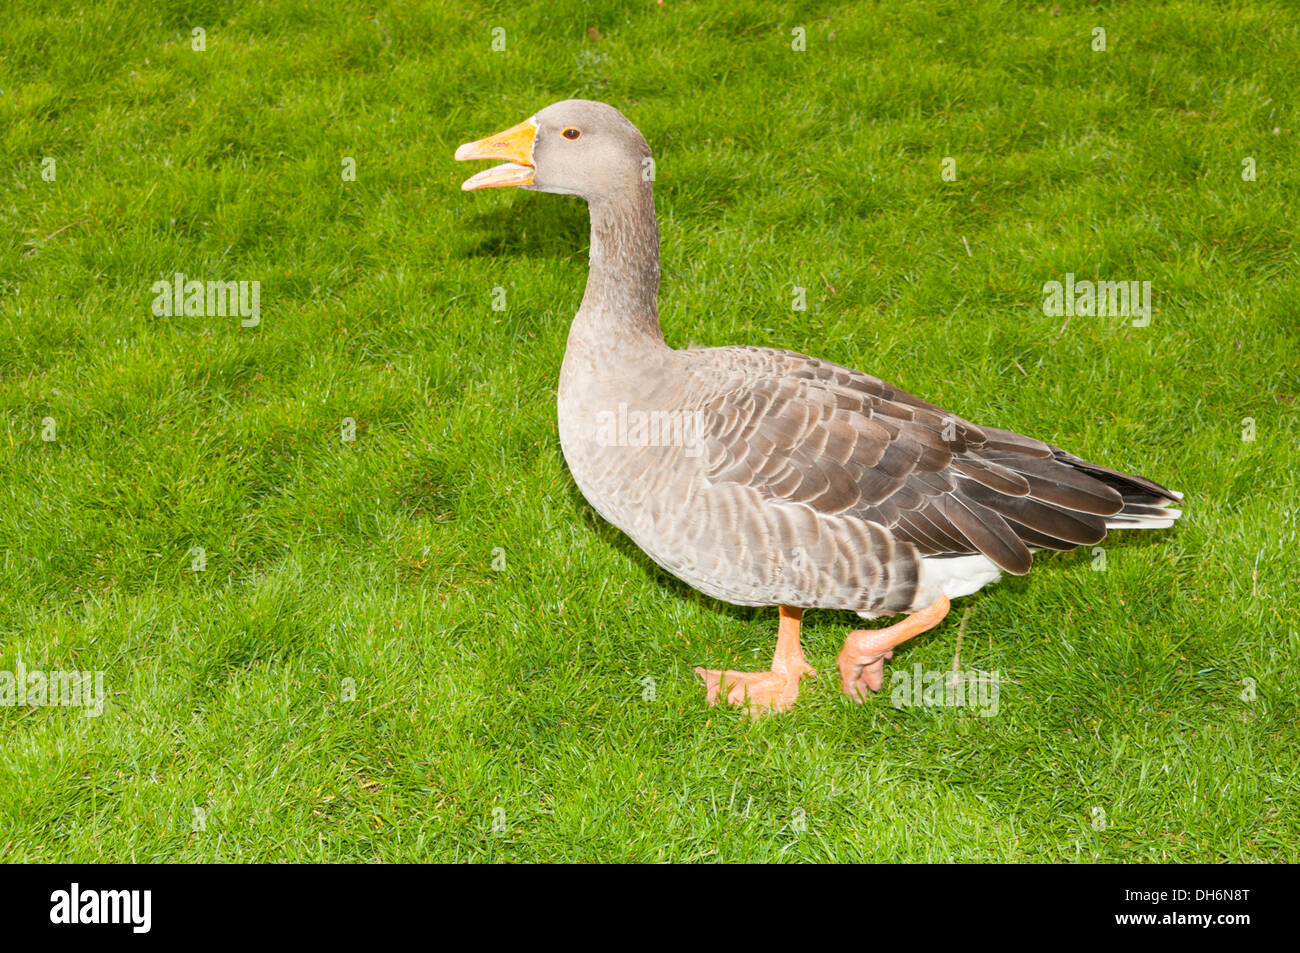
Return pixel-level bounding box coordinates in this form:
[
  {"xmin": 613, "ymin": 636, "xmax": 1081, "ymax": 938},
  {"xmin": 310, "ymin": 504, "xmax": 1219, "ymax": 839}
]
[
  {"xmin": 837, "ymin": 595, "xmax": 951, "ymax": 702},
  {"xmin": 695, "ymin": 605, "xmax": 816, "ymax": 716}
]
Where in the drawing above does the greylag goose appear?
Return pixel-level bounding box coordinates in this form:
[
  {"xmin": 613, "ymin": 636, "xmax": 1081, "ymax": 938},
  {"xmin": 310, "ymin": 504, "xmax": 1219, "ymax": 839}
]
[{"xmin": 456, "ymin": 100, "xmax": 1183, "ymax": 715}]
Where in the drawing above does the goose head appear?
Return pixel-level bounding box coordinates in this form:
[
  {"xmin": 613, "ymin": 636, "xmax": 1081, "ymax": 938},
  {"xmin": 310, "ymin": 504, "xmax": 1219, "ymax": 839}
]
[{"xmin": 455, "ymin": 99, "xmax": 651, "ymax": 201}]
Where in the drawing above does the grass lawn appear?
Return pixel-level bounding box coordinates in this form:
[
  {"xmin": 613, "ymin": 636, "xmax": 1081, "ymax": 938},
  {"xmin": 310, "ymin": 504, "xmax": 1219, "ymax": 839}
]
[{"xmin": 2, "ymin": 0, "xmax": 1298, "ymax": 863}]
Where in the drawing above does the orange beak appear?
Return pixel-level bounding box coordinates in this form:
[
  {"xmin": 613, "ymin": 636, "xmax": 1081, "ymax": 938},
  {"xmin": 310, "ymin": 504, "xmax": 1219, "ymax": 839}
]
[{"xmin": 454, "ymin": 118, "xmax": 537, "ymax": 191}]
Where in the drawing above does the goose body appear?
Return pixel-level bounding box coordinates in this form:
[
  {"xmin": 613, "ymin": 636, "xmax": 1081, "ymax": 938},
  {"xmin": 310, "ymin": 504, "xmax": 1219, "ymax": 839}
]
[{"xmin": 458, "ymin": 100, "xmax": 1182, "ymax": 714}]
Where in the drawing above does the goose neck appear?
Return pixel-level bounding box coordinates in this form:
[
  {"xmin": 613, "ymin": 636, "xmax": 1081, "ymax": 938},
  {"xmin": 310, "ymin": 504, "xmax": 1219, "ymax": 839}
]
[{"xmin": 575, "ymin": 184, "xmax": 664, "ymax": 346}]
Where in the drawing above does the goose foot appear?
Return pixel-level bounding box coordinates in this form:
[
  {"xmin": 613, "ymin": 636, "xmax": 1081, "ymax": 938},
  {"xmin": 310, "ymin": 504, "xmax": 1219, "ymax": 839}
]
[
  {"xmin": 694, "ymin": 663, "xmax": 816, "ymax": 716},
  {"xmin": 837, "ymin": 595, "xmax": 951, "ymax": 702},
  {"xmin": 694, "ymin": 605, "xmax": 814, "ymax": 716}
]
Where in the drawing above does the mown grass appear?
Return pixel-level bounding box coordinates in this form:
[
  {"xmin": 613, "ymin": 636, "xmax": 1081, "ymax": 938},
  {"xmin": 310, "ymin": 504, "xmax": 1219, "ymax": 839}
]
[{"xmin": 1, "ymin": 0, "xmax": 1297, "ymax": 862}]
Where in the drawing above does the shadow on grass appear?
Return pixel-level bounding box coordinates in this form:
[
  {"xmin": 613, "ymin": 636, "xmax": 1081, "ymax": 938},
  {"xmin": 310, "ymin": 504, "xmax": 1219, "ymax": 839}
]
[{"xmin": 456, "ymin": 192, "xmax": 590, "ymax": 260}]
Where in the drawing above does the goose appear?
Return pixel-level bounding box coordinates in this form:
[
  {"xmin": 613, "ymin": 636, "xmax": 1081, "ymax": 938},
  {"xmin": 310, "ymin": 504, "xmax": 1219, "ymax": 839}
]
[{"xmin": 455, "ymin": 100, "xmax": 1183, "ymax": 715}]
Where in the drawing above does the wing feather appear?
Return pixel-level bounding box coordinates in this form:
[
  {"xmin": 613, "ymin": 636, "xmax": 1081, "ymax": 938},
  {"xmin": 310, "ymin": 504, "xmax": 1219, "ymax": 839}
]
[{"xmin": 690, "ymin": 345, "xmax": 1165, "ymax": 578}]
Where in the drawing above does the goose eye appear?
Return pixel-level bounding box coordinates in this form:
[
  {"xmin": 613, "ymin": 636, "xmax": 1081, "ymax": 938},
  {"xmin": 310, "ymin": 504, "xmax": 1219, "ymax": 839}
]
[{"xmin": 562, "ymin": 127, "xmax": 582, "ymax": 141}]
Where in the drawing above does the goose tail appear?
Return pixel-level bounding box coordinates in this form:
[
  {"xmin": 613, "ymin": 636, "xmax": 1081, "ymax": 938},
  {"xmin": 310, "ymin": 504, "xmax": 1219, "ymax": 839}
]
[{"xmin": 1050, "ymin": 449, "xmax": 1184, "ymax": 530}]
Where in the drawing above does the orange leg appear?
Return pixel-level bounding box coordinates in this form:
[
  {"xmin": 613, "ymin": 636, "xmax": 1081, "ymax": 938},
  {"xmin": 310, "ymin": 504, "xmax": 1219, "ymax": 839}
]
[
  {"xmin": 695, "ymin": 606, "xmax": 816, "ymax": 716},
  {"xmin": 837, "ymin": 595, "xmax": 951, "ymax": 702}
]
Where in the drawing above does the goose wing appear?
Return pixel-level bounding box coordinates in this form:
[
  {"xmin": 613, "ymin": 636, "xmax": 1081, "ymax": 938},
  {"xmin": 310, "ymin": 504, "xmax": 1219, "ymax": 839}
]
[{"xmin": 687, "ymin": 346, "xmax": 1136, "ymax": 575}]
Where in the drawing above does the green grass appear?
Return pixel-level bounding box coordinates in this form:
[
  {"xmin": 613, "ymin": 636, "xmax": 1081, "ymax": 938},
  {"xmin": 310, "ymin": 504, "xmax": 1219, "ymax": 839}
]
[{"xmin": 2, "ymin": 0, "xmax": 1298, "ymax": 862}]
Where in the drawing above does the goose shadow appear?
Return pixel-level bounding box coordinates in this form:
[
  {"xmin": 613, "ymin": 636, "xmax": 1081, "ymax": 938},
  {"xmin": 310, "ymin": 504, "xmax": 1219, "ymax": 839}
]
[{"xmin": 456, "ymin": 193, "xmax": 589, "ymax": 260}]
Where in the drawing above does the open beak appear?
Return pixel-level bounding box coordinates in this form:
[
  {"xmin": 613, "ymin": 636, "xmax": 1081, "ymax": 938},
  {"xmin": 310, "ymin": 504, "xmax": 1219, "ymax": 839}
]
[{"xmin": 454, "ymin": 118, "xmax": 536, "ymax": 191}]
